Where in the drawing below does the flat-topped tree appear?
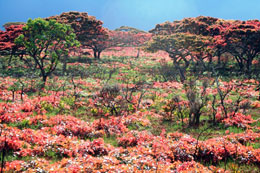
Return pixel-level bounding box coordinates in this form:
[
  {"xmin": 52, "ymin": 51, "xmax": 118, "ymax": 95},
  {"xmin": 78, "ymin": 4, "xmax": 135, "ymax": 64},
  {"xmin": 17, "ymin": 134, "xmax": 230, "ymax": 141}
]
[
  {"xmin": 149, "ymin": 16, "xmax": 260, "ymax": 74},
  {"xmin": 148, "ymin": 16, "xmax": 230, "ymax": 65},
  {"xmin": 47, "ymin": 11, "xmax": 109, "ymax": 59},
  {"xmin": 149, "ymin": 16, "xmax": 236, "ymax": 36},
  {"xmin": 145, "ymin": 33, "xmax": 213, "ymax": 80},
  {"xmin": 214, "ymin": 20, "xmax": 260, "ymax": 75},
  {"xmin": 15, "ymin": 18, "xmax": 79, "ymax": 88}
]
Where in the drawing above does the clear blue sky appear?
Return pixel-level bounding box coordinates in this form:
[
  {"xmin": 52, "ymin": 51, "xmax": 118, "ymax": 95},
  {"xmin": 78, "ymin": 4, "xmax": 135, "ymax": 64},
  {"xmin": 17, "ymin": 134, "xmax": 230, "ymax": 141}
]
[{"xmin": 1, "ymin": 0, "xmax": 260, "ymax": 31}]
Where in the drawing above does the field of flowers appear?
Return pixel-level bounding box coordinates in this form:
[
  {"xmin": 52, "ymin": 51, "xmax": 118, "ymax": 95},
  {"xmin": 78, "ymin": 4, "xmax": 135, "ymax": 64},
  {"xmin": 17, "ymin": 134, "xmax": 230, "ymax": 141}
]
[{"xmin": 0, "ymin": 47, "xmax": 259, "ymax": 172}]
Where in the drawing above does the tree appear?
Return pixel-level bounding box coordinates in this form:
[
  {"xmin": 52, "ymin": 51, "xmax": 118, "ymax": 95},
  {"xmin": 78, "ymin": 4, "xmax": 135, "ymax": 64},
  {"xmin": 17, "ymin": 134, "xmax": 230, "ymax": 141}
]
[
  {"xmin": 149, "ymin": 16, "xmax": 224, "ymax": 36},
  {"xmin": 0, "ymin": 25, "xmax": 25, "ymax": 70},
  {"xmin": 214, "ymin": 20, "xmax": 260, "ymax": 75},
  {"xmin": 47, "ymin": 11, "xmax": 108, "ymax": 59},
  {"xmin": 15, "ymin": 18, "xmax": 79, "ymax": 88},
  {"xmin": 145, "ymin": 33, "xmax": 213, "ymax": 81},
  {"xmin": 148, "ymin": 16, "xmax": 238, "ymax": 68},
  {"xmin": 86, "ymin": 29, "xmax": 109, "ymax": 59},
  {"xmin": 0, "ymin": 25, "xmax": 24, "ymax": 53},
  {"xmin": 149, "ymin": 16, "xmax": 260, "ymax": 75}
]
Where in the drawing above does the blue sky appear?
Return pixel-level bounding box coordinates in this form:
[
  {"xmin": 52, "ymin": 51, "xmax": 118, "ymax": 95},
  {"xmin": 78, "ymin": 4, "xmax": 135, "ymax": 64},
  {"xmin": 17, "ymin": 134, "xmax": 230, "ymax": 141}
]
[{"xmin": 1, "ymin": 0, "xmax": 260, "ymax": 31}]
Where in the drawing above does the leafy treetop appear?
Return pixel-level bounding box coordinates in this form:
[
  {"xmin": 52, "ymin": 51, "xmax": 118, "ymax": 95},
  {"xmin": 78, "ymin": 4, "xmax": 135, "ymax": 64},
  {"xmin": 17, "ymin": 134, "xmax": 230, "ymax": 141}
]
[
  {"xmin": 0, "ymin": 25, "xmax": 24, "ymax": 55},
  {"xmin": 149, "ymin": 16, "xmax": 234, "ymax": 36},
  {"xmin": 145, "ymin": 32, "xmax": 213, "ymax": 80},
  {"xmin": 212, "ymin": 20, "xmax": 260, "ymax": 73},
  {"xmin": 46, "ymin": 11, "xmax": 109, "ymax": 59},
  {"xmin": 15, "ymin": 18, "xmax": 79, "ymax": 86}
]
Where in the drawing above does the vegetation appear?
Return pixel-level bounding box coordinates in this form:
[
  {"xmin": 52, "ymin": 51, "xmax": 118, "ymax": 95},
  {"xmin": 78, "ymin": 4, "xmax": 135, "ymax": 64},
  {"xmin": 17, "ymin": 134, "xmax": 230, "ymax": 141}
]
[
  {"xmin": 47, "ymin": 11, "xmax": 109, "ymax": 59},
  {"xmin": 3, "ymin": 22, "xmax": 26, "ymax": 28},
  {"xmin": 114, "ymin": 25, "xmax": 147, "ymax": 33},
  {"xmin": 14, "ymin": 18, "xmax": 79, "ymax": 87},
  {"xmin": 0, "ymin": 14, "xmax": 259, "ymax": 172}
]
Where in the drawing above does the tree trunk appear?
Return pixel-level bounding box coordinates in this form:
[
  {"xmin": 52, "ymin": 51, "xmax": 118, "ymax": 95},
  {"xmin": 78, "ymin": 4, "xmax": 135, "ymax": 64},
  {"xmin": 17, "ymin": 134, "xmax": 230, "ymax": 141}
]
[
  {"xmin": 93, "ymin": 50, "xmax": 101, "ymax": 59},
  {"xmin": 195, "ymin": 113, "xmax": 200, "ymax": 126},
  {"xmin": 42, "ymin": 75, "xmax": 47, "ymax": 89},
  {"xmin": 234, "ymin": 56, "xmax": 244, "ymax": 71},
  {"xmin": 207, "ymin": 55, "xmax": 213, "ymax": 69},
  {"xmin": 93, "ymin": 50, "xmax": 97, "ymax": 59},
  {"xmin": 217, "ymin": 55, "xmax": 221, "ymax": 66},
  {"xmin": 177, "ymin": 66, "xmax": 186, "ymax": 83},
  {"xmin": 62, "ymin": 55, "xmax": 68, "ymax": 75},
  {"xmin": 189, "ymin": 113, "xmax": 192, "ymax": 126},
  {"xmin": 136, "ymin": 49, "xmax": 140, "ymax": 58},
  {"xmin": 246, "ymin": 57, "xmax": 253, "ymax": 78},
  {"xmin": 8, "ymin": 55, "xmax": 13, "ymax": 67},
  {"xmin": 192, "ymin": 112, "xmax": 196, "ymax": 126},
  {"xmin": 97, "ymin": 51, "xmax": 101, "ymax": 59}
]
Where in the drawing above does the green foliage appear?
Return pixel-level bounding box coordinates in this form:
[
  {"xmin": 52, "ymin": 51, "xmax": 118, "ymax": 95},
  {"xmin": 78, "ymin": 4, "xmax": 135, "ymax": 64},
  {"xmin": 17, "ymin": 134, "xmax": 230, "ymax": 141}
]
[
  {"xmin": 44, "ymin": 149, "xmax": 64, "ymax": 161},
  {"xmin": 103, "ymin": 135, "xmax": 118, "ymax": 147},
  {"xmin": 14, "ymin": 18, "xmax": 80, "ymax": 87},
  {"xmin": 40, "ymin": 101, "xmax": 55, "ymax": 112},
  {"xmin": 9, "ymin": 119, "xmax": 30, "ymax": 129},
  {"xmin": 9, "ymin": 119, "xmax": 43, "ymax": 130},
  {"xmin": 7, "ymin": 81, "xmax": 20, "ymax": 92}
]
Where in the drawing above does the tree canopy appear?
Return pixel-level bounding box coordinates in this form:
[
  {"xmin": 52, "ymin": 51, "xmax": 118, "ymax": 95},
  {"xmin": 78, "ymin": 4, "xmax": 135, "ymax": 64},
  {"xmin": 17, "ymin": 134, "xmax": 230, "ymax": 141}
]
[
  {"xmin": 47, "ymin": 11, "xmax": 108, "ymax": 59},
  {"xmin": 147, "ymin": 16, "xmax": 260, "ymax": 76},
  {"xmin": 15, "ymin": 18, "xmax": 79, "ymax": 87},
  {"xmin": 0, "ymin": 25, "xmax": 24, "ymax": 56}
]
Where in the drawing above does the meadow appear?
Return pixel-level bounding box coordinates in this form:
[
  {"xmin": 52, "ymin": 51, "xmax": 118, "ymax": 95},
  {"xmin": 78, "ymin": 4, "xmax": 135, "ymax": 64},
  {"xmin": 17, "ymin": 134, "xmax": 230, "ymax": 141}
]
[
  {"xmin": 0, "ymin": 46, "xmax": 259, "ymax": 172},
  {"xmin": 0, "ymin": 13, "xmax": 260, "ymax": 172}
]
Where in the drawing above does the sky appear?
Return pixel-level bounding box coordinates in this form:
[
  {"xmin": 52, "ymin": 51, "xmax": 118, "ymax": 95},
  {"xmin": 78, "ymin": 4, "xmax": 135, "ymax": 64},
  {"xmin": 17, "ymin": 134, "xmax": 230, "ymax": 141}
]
[{"xmin": 1, "ymin": 0, "xmax": 260, "ymax": 31}]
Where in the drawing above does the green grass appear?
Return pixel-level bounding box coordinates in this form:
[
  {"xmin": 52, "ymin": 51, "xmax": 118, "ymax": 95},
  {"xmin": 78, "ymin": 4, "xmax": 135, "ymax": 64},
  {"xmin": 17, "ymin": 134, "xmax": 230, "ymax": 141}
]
[
  {"xmin": 158, "ymin": 119, "xmax": 247, "ymax": 140},
  {"xmin": 103, "ymin": 135, "xmax": 118, "ymax": 147},
  {"xmin": 0, "ymin": 149, "xmax": 61, "ymax": 163},
  {"xmin": 216, "ymin": 160, "xmax": 260, "ymax": 173},
  {"xmin": 1, "ymin": 53, "xmax": 260, "ymax": 172},
  {"xmin": 8, "ymin": 119, "xmax": 43, "ymax": 130},
  {"xmin": 251, "ymin": 142, "xmax": 260, "ymax": 149},
  {"xmin": 0, "ymin": 151, "xmax": 33, "ymax": 162}
]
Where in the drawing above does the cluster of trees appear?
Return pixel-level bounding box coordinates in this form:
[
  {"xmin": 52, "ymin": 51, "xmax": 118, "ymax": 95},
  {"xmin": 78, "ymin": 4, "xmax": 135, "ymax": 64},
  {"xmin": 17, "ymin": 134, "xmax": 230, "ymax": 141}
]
[
  {"xmin": 145, "ymin": 16, "xmax": 260, "ymax": 126},
  {"xmin": 46, "ymin": 11, "xmax": 109, "ymax": 59},
  {"xmin": 2, "ymin": 14, "xmax": 260, "ymax": 89},
  {"xmin": 147, "ymin": 16, "xmax": 260, "ymax": 77},
  {"xmin": 47, "ymin": 12, "xmax": 152, "ymax": 59},
  {"xmin": 0, "ymin": 11, "xmax": 152, "ymax": 87}
]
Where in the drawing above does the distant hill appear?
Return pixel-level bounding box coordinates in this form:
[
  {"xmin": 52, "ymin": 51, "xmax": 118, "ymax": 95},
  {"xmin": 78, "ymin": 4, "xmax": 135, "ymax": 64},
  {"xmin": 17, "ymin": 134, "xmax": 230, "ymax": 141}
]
[
  {"xmin": 115, "ymin": 26, "xmax": 147, "ymax": 33},
  {"xmin": 3, "ymin": 22, "xmax": 25, "ymax": 28}
]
